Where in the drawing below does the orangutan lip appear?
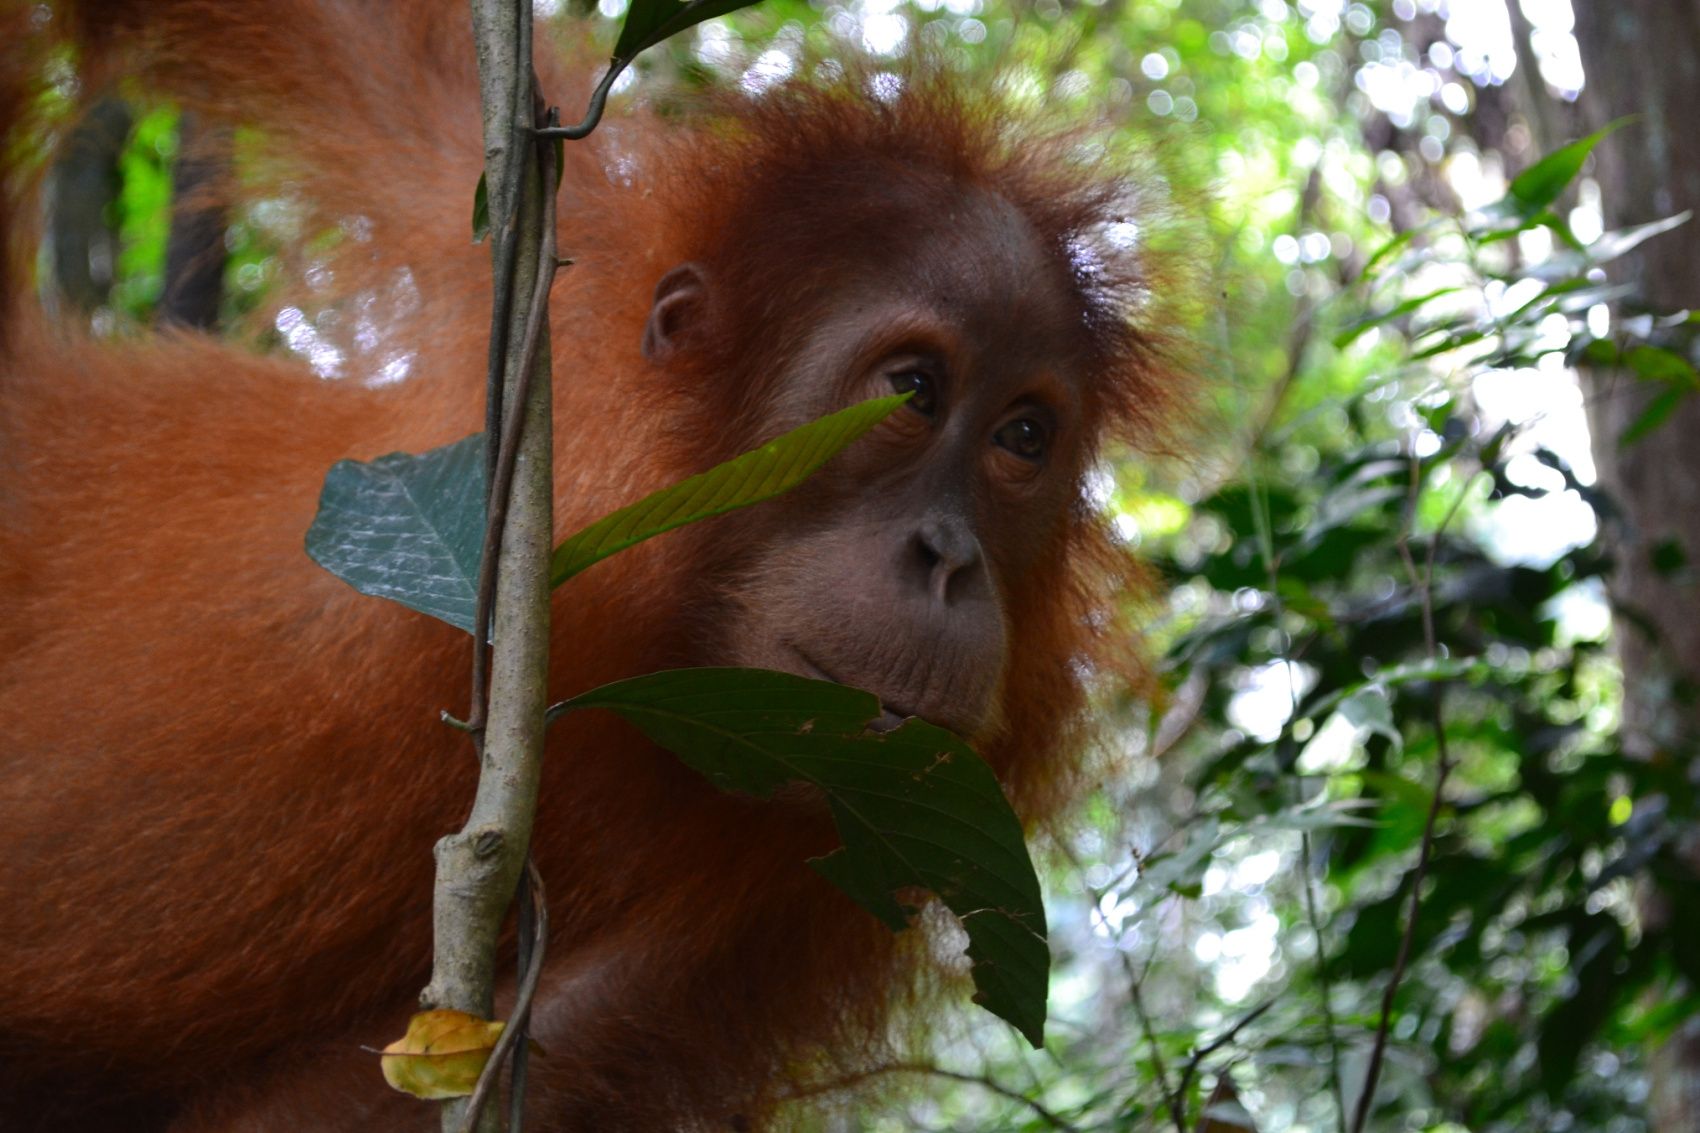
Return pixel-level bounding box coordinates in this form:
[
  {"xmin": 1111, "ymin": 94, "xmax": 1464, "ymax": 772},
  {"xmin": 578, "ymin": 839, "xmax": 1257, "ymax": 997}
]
[{"xmin": 788, "ymin": 646, "xmax": 912, "ymax": 730}]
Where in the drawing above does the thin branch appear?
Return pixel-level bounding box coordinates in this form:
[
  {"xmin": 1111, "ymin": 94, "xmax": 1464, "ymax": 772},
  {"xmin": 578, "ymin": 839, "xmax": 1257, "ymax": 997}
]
[
  {"xmin": 469, "ymin": 89, "xmax": 561, "ymax": 712},
  {"xmin": 1347, "ymin": 460, "xmax": 1473, "ymax": 1133},
  {"xmin": 1174, "ymin": 1000, "xmax": 1274, "ymax": 1110},
  {"xmin": 1126, "ymin": 966, "xmax": 1186, "ymax": 1133},
  {"xmin": 1058, "ymin": 838, "xmax": 1184, "ymax": 1131},
  {"xmin": 451, "ymin": 95, "xmax": 562, "ymax": 1133},
  {"xmin": 1299, "ymin": 828, "xmax": 1347, "ymax": 1133},
  {"xmin": 536, "ymin": 62, "xmax": 624, "ymax": 140},
  {"xmin": 469, "ymin": 3, "xmax": 545, "ymax": 736},
  {"xmin": 1347, "ymin": 696, "xmax": 1450, "ymax": 1133},
  {"xmin": 1246, "ymin": 450, "xmax": 1346, "ymax": 1133},
  {"xmin": 427, "ymin": 4, "xmax": 557, "ymax": 1132},
  {"xmin": 910, "ymin": 1065, "xmax": 1080, "ymax": 1131},
  {"xmin": 506, "ymin": 857, "xmax": 541, "ymax": 1132},
  {"xmin": 799, "ymin": 1062, "xmax": 1084, "ymax": 1132},
  {"xmin": 461, "ymin": 857, "xmax": 551, "ymax": 1133}
]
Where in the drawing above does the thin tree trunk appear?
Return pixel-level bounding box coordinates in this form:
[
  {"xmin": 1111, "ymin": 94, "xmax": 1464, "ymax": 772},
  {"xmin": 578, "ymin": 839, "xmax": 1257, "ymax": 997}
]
[
  {"xmin": 1573, "ymin": 5, "xmax": 1700, "ymax": 1127},
  {"xmin": 45, "ymin": 98, "xmax": 130, "ymax": 315},
  {"xmin": 159, "ymin": 113, "xmax": 229, "ymax": 330}
]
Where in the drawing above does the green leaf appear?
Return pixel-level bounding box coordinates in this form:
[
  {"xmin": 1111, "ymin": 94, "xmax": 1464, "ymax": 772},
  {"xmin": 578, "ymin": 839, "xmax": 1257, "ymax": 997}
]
[
  {"xmin": 1250, "ymin": 799, "xmax": 1378, "ymax": 832},
  {"xmin": 555, "ymin": 667, "xmax": 1049, "ymax": 1046},
  {"xmin": 1131, "ymin": 819, "xmax": 1222, "ymax": 903},
  {"xmin": 1505, "ymin": 121, "xmax": 1628, "ymax": 217},
  {"xmin": 1410, "ymin": 326, "xmax": 1489, "ymax": 361},
  {"xmin": 1619, "ymin": 385, "xmax": 1686, "ymax": 447},
  {"xmin": 1359, "ymin": 226, "xmax": 1422, "ymax": 278},
  {"xmin": 613, "ymin": 0, "xmax": 766, "ymax": 61},
  {"xmin": 1357, "ymin": 770, "xmax": 1431, "ymax": 857},
  {"xmin": 551, "ymin": 394, "xmax": 908, "ymax": 586},
  {"xmin": 1537, "ymin": 917, "xmax": 1629, "ymax": 1098},
  {"xmin": 306, "ymin": 434, "xmax": 488, "ymax": 634},
  {"xmin": 1502, "ymin": 277, "xmax": 1590, "ymax": 325},
  {"xmin": 1337, "ymin": 688, "xmax": 1401, "ymax": 752},
  {"xmin": 1301, "ymin": 656, "xmax": 1487, "ymax": 722},
  {"xmin": 1651, "ymin": 538, "xmax": 1687, "ymax": 577},
  {"xmin": 1623, "ymin": 344, "xmax": 1700, "ymax": 385},
  {"xmin": 1586, "ymin": 211, "xmax": 1690, "ymax": 265},
  {"xmin": 1575, "ymin": 336, "xmax": 1618, "ymax": 366},
  {"xmin": 1332, "ymin": 286, "xmax": 1463, "ymax": 348},
  {"xmin": 566, "ymin": 0, "xmax": 768, "ymax": 133},
  {"xmin": 471, "ymin": 172, "xmax": 489, "ymax": 245}
]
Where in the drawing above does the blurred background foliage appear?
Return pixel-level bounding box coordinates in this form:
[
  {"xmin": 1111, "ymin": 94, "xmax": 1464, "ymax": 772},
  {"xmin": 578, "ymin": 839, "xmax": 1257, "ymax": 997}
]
[{"xmin": 30, "ymin": 0, "xmax": 1700, "ymax": 1129}]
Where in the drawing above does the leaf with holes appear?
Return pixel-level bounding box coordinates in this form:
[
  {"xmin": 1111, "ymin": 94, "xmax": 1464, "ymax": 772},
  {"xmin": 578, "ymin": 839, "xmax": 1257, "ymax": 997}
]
[
  {"xmin": 551, "ymin": 394, "xmax": 908, "ymax": 586},
  {"xmin": 553, "ymin": 666, "xmax": 1050, "ymax": 1046}
]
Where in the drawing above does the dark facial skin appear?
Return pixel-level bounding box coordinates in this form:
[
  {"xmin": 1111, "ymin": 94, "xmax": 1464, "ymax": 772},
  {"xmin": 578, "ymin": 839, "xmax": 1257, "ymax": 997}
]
[{"xmin": 645, "ymin": 194, "xmax": 1087, "ymax": 740}]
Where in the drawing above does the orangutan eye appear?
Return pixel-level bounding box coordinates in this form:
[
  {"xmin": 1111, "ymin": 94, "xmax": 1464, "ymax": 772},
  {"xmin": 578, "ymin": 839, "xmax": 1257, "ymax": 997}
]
[
  {"xmin": 888, "ymin": 370, "xmax": 938, "ymax": 416},
  {"xmin": 994, "ymin": 417, "xmax": 1047, "ymax": 461}
]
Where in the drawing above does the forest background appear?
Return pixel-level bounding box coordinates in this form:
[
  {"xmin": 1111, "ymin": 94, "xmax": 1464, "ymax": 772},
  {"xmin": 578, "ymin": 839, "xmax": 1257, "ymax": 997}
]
[{"xmin": 34, "ymin": 0, "xmax": 1700, "ymax": 1130}]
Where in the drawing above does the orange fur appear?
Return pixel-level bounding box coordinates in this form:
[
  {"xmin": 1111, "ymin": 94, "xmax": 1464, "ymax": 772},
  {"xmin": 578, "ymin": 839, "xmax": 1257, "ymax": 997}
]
[{"xmin": 0, "ymin": 2, "xmax": 1182, "ymax": 1128}]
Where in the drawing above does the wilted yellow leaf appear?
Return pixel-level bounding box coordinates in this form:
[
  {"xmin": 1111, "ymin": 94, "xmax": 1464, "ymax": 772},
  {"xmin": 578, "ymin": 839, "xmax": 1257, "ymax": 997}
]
[{"xmin": 379, "ymin": 1009, "xmax": 505, "ymax": 1100}]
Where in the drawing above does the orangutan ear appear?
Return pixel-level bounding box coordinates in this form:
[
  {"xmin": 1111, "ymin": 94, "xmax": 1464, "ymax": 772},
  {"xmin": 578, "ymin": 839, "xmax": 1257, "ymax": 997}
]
[{"xmin": 642, "ymin": 263, "xmax": 708, "ymax": 362}]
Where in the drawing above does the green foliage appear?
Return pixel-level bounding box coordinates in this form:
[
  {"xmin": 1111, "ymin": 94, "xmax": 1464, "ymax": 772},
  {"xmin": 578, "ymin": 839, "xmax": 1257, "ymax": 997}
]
[
  {"xmin": 719, "ymin": 5, "xmax": 1690, "ymax": 1127},
  {"xmin": 305, "ymin": 390, "xmax": 1051, "ymax": 1037},
  {"xmin": 1048, "ymin": 126, "xmax": 1697, "ymax": 1130},
  {"xmin": 110, "ymin": 104, "xmax": 177, "ymax": 320},
  {"xmin": 70, "ymin": 0, "xmax": 1700, "ymax": 1123},
  {"xmin": 551, "ymin": 393, "xmax": 909, "ymax": 585},
  {"xmin": 1170, "ymin": 427, "xmax": 1669, "ymax": 1119},
  {"xmin": 306, "ymin": 396, "xmax": 910, "ymax": 632},
  {"xmin": 1505, "ymin": 122, "xmax": 1627, "ymax": 219},
  {"xmin": 555, "ymin": 667, "xmax": 1049, "ymax": 1045}
]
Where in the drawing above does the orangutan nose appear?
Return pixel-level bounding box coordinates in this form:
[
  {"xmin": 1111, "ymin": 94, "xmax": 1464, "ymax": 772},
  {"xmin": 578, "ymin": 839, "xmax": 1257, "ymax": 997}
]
[{"xmin": 912, "ymin": 515, "xmax": 986, "ymax": 606}]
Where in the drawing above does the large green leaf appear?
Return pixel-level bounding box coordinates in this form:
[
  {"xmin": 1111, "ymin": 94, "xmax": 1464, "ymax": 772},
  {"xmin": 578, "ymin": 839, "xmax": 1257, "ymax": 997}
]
[
  {"xmin": 1619, "ymin": 385, "xmax": 1686, "ymax": 447},
  {"xmin": 613, "ymin": 0, "xmax": 766, "ymax": 62},
  {"xmin": 306, "ymin": 434, "xmax": 488, "ymax": 633},
  {"xmin": 1586, "ymin": 210, "xmax": 1690, "ymax": 265},
  {"xmin": 304, "ymin": 395, "xmax": 903, "ymax": 630},
  {"xmin": 1332, "ymin": 286, "xmax": 1463, "ymax": 348},
  {"xmin": 554, "ymin": 667, "xmax": 1050, "ymax": 1046},
  {"xmin": 1504, "ymin": 121, "xmax": 1627, "ymax": 217},
  {"xmin": 551, "ymin": 394, "xmax": 908, "ymax": 586}
]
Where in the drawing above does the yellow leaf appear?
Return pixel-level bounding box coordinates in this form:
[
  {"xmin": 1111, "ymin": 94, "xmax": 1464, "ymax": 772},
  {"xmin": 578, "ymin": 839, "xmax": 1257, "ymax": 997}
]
[{"xmin": 378, "ymin": 1009, "xmax": 505, "ymax": 1100}]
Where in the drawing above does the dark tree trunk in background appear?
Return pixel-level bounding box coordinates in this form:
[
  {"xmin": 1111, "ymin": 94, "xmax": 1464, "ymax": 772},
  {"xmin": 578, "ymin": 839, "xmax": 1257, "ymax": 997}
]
[
  {"xmin": 1574, "ymin": 5, "xmax": 1700, "ymax": 1127},
  {"xmin": 159, "ymin": 113, "xmax": 229, "ymax": 331},
  {"xmin": 46, "ymin": 104, "xmax": 226, "ymax": 329},
  {"xmin": 45, "ymin": 98, "xmax": 130, "ymax": 313}
]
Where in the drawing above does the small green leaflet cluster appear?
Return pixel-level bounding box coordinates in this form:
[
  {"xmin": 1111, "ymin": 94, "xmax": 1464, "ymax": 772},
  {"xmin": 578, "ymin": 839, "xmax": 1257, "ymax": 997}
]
[
  {"xmin": 304, "ymin": 392, "xmax": 1053, "ymax": 1045},
  {"xmin": 1338, "ymin": 120, "xmax": 1695, "ymax": 447}
]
